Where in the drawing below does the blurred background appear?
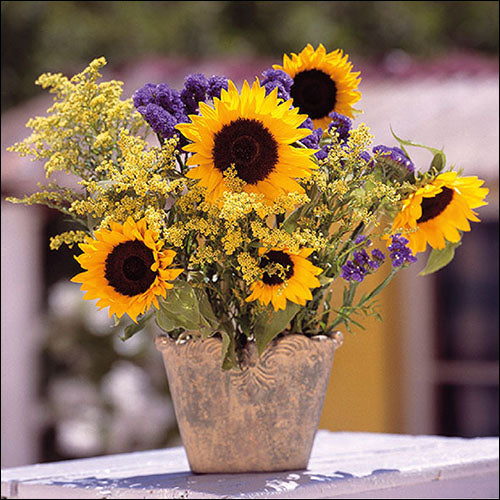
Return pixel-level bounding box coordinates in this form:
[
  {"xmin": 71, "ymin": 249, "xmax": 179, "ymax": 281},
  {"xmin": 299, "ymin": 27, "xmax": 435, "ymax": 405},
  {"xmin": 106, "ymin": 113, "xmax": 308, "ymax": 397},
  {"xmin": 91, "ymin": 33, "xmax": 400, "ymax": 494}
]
[{"xmin": 2, "ymin": 1, "xmax": 499, "ymax": 467}]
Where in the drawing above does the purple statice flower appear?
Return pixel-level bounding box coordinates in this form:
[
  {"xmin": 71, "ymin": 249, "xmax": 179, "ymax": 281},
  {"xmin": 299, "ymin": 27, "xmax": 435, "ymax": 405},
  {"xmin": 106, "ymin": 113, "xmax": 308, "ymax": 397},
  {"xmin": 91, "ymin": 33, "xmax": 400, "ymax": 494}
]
[
  {"xmin": 388, "ymin": 234, "xmax": 418, "ymax": 267},
  {"xmin": 261, "ymin": 68, "xmax": 293, "ymax": 101},
  {"xmin": 154, "ymin": 84, "xmax": 184, "ymax": 118},
  {"xmin": 353, "ymin": 249, "xmax": 378, "ymax": 271},
  {"xmin": 137, "ymin": 103, "xmax": 177, "ymax": 137},
  {"xmin": 340, "ymin": 260, "xmax": 367, "ymax": 282},
  {"xmin": 133, "ymin": 83, "xmax": 183, "ymax": 114},
  {"xmin": 340, "ymin": 234, "xmax": 380, "ymax": 282},
  {"xmin": 301, "ymin": 117, "xmax": 315, "ymax": 131},
  {"xmin": 261, "ymin": 68, "xmax": 293, "ymax": 93},
  {"xmin": 370, "ymin": 248, "xmax": 386, "ymax": 270},
  {"xmin": 341, "ymin": 237, "xmax": 382, "ymax": 282},
  {"xmin": 133, "ymin": 82, "xmax": 186, "ymax": 139},
  {"xmin": 372, "ymin": 145, "xmax": 415, "ymax": 174},
  {"xmin": 328, "ymin": 112, "xmax": 352, "ymax": 143},
  {"xmin": 180, "ymin": 73, "xmax": 209, "ymax": 115},
  {"xmin": 359, "ymin": 150, "xmax": 375, "ymax": 169},
  {"xmin": 207, "ymin": 75, "xmax": 228, "ymax": 99},
  {"xmin": 134, "ymin": 74, "xmax": 227, "ymax": 140},
  {"xmin": 315, "ymin": 145, "xmax": 329, "ymax": 161},
  {"xmin": 132, "ymin": 83, "xmax": 158, "ymax": 108},
  {"xmin": 299, "ymin": 117, "xmax": 325, "ymax": 158},
  {"xmin": 301, "ymin": 126, "xmax": 323, "ymax": 150},
  {"xmin": 264, "ymin": 81, "xmax": 290, "ymax": 101},
  {"xmin": 354, "ymin": 236, "xmax": 385, "ymax": 270}
]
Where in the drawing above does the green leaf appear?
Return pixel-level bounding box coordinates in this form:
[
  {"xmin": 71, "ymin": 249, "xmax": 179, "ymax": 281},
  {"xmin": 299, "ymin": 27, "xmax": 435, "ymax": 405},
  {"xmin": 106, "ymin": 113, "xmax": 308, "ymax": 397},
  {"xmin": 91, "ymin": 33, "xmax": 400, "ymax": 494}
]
[
  {"xmin": 281, "ymin": 205, "xmax": 305, "ymax": 233},
  {"xmin": 120, "ymin": 311, "xmax": 153, "ymax": 341},
  {"xmin": 419, "ymin": 240, "xmax": 461, "ymax": 276},
  {"xmin": 155, "ymin": 281, "xmax": 201, "ymax": 332},
  {"xmin": 254, "ymin": 302, "xmax": 301, "ymax": 355},
  {"xmin": 390, "ymin": 127, "xmax": 445, "ymax": 157},
  {"xmin": 430, "ymin": 151, "xmax": 446, "ymax": 172},
  {"xmin": 194, "ymin": 288, "xmax": 219, "ymax": 329},
  {"xmin": 220, "ymin": 330, "xmax": 238, "ymax": 371}
]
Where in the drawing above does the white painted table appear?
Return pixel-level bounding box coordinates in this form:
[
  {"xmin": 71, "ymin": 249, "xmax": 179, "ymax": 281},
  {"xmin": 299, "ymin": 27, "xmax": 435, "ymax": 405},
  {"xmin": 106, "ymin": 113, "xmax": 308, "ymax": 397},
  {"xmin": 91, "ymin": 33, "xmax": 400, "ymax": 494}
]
[{"xmin": 1, "ymin": 431, "xmax": 498, "ymax": 499}]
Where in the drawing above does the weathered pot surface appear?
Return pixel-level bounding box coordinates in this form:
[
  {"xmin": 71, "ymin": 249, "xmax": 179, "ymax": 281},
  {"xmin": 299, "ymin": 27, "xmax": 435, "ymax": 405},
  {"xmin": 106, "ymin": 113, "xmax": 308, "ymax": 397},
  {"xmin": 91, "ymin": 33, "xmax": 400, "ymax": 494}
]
[{"xmin": 156, "ymin": 332, "xmax": 343, "ymax": 474}]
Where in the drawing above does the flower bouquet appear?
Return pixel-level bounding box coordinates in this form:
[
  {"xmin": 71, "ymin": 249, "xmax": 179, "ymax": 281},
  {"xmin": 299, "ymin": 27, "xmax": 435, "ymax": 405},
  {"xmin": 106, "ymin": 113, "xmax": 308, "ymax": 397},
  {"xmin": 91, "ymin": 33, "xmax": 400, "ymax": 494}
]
[{"xmin": 8, "ymin": 44, "xmax": 489, "ymax": 472}]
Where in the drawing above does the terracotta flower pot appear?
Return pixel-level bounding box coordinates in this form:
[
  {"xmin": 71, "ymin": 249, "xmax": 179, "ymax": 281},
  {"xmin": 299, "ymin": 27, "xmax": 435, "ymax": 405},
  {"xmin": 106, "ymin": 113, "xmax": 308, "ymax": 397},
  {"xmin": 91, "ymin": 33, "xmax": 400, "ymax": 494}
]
[{"xmin": 155, "ymin": 332, "xmax": 343, "ymax": 473}]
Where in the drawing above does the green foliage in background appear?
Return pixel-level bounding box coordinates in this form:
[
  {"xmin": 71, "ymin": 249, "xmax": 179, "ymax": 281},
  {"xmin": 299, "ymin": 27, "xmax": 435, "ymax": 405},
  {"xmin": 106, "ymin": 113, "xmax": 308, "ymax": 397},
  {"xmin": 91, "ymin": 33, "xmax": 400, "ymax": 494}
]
[{"xmin": 2, "ymin": 1, "xmax": 498, "ymax": 111}]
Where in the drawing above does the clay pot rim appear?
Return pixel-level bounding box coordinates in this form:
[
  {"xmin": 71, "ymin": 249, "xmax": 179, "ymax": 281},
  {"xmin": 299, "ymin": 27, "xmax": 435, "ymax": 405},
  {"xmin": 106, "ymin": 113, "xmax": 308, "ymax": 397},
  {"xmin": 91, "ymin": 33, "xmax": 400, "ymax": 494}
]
[{"xmin": 155, "ymin": 331, "xmax": 344, "ymax": 351}]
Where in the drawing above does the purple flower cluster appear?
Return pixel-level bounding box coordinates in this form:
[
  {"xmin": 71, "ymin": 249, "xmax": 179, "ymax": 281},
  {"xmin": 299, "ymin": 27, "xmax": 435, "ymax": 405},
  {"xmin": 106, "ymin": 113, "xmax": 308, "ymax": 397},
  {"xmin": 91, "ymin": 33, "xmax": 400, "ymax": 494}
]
[
  {"xmin": 372, "ymin": 145, "xmax": 415, "ymax": 174},
  {"xmin": 314, "ymin": 145, "xmax": 329, "ymax": 161},
  {"xmin": 133, "ymin": 73, "xmax": 228, "ymax": 139},
  {"xmin": 388, "ymin": 234, "xmax": 418, "ymax": 267},
  {"xmin": 340, "ymin": 237, "xmax": 386, "ymax": 282},
  {"xmin": 261, "ymin": 68, "xmax": 293, "ymax": 102},
  {"xmin": 300, "ymin": 117, "xmax": 323, "ymax": 153},
  {"xmin": 133, "ymin": 83, "xmax": 186, "ymax": 139},
  {"xmin": 180, "ymin": 73, "xmax": 209, "ymax": 115},
  {"xmin": 328, "ymin": 112, "xmax": 352, "ymax": 143},
  {"xmin": 206, "ymin": 75, "xmax": 229, "ymax": 99},
  {"xmin": 359, "ymin": 150, "xmax": 374, "ymax": 168}
]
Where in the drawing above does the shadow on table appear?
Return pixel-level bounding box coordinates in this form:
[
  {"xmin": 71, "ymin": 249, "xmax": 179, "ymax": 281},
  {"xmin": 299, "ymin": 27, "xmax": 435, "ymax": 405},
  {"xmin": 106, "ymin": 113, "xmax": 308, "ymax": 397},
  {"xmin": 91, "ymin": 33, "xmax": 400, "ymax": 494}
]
[{"xmin": 50, "ymin": 467, "xmax": 400, "ymax": 497}]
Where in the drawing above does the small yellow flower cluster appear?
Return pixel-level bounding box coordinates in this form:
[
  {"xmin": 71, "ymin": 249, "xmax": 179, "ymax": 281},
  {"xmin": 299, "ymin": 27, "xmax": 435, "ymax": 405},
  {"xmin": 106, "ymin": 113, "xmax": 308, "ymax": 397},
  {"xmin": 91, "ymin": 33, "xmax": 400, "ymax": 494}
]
[
  {"xmin": 8, "ymin": 58, "xmax": 144, "ymax": 180},
  {"xmin": 219, "ymin": 191, "xmax": 263, "ymax": 223},
  {"xmin": 313, "ymin": 204, "xmax": 328, "ymax": 217},
  {"xmin": 185, "ymin": 217, "xmax": 219, "ymax": 237},
  {"xmin": 250, "ymin": 221, "xmax": 325, "ymax": 254},
  {"xmin": 310, "ymin": 170, "xmax": 328, "ymax": 191},
  {"xmin": 176, "ymin": 185, "xmax": 207, "ymax": 214},
  {"xmin": 189, "ymin": 245, "xmax": 222, "ymax": 266},
  {"xmin": 70, "ymin": 130, "xmax": 181, "ymax": 228},
  {"xmin": 345, "ymin": 123, "xmax": 374, "ymax": 157},
  {"xmin": 143, "ymin": 206, "xmax": 168, "ymax": 234},
  {"xmin": 222, "ymin": 165, "xmax": 247, "ymax": 193},
  {"xmin": 7, "ymin": 183, "xmax": 80, "ymax": 215},
  {"xmin": 328, "ymin": 179, "xmax": 350, "ymax": 199},
  {"xmin": 49, "ymin": 231, "xmax": 89, "ymax": 250},
  {"xmin": 257, "ymin": 192, "xmax": 310, "ymax": 218},
  {"xmin": 222, "ymin": 227, "xmax": 248, "ymax": 256},
  {"xmin": 93, "ymin": 131, "xmax": 114, "ymax": 150},
  {"xmin": 164, "ymin": 222, "xmax": 189, "ymax": 248},
  {"xmin": 345, "ymin": 207, "xmax": 378, "ymax": 228},
  {"xmin": 367, "ymin": 181, "xmax": 404, "ymax": 205},
  {"xmin": 236, "ymin": 252, "xmax": 261, "ymax": 284}
]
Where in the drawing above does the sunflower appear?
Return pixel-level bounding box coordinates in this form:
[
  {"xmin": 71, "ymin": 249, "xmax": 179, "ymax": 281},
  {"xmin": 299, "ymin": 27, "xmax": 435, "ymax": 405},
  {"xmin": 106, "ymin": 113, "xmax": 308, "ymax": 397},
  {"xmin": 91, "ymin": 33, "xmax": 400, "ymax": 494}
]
[
  {"xmin": 245, "ymin": 247, "xmax": 322, "ymax": 311},
  {"xmin": 391, "ymin": 172, "xmax": 488, "ymax": 254},
  {"xmin": 273, "ymin": 43, "xmax": 361, "ymax": 129},
  {"xmin": 71, "ymin": 217, "xmax": 183, "ymax": 322},
  {"xmin": 176, "ymin": 79, "xmax": 317, "ymax": 204}
]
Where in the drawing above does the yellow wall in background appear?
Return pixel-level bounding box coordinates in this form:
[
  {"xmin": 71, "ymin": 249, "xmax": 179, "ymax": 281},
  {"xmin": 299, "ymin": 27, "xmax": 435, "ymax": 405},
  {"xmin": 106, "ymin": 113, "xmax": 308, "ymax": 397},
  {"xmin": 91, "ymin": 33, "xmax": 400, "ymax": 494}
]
[{"xmin": 319, "ymin": 265, "xmax": 404, "ymax": 434}]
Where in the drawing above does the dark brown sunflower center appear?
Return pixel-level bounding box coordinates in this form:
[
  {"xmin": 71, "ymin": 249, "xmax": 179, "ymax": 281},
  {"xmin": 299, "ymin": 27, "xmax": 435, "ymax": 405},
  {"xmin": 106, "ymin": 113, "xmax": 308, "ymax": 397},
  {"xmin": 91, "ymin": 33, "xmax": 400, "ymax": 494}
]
[
  {"xmin": 232, "ymin": 135, "xmax": 260, "ymax": 163},
  {"xmin": 105, "ymin": 240, "xmax": 157, "ymax": 297},
  {"xmin": 417, "ymin": 187, "xmax": 454, "ymax": 223},
  {"xmin": 290, "ymin": 69, "xmax": 337, "ymax": 120},
  {"xmin": 212, "ymin": 118, "xmax": 279, "ymax": 184},
  {"xmin": 260, "ymin": 250, "xmax": 294, "ymax": 286}
]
